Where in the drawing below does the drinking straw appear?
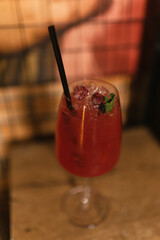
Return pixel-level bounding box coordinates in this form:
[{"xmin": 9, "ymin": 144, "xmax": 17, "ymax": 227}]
[{"xmin": 48, "ymin": 25, "xmax": 73, "ymax": 110}]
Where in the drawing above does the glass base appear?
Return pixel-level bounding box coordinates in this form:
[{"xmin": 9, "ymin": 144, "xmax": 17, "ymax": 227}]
[{"xmin": 62, "ymin": 185, "xmax": 107, "ymax": 228}]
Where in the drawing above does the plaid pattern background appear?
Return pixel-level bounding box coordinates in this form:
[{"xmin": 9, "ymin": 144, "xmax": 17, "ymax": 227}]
[
  {"xmin": 0, "ymin": 0, "xmax": 147, "ymax": 85},
  {"xmin": 0, "ymin": 0, "xmax": 148, "ymax": 158}
]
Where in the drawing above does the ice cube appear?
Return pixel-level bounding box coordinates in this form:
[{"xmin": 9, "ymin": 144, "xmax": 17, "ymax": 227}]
[{"xmin": 98, "ymin": 86, "xmax": 110, "ymax": 97}]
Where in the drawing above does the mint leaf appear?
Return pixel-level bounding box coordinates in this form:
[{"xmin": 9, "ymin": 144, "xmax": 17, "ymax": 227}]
[
  {"xmin": 110, "ymin": 93, "xmax": 115, "ymax": 99},
  {"xmin": 104, "ymin": 93, "xmax": 115, "ymax": 113},
  {"xmin": 104, "ymin": 96, "xmax": 110, "ymax": 102}
]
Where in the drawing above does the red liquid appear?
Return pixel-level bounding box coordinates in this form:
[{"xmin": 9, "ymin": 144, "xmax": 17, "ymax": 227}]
[{"xmin": 56, "ymin": 83, "xmax": 122, "ymax": 177}]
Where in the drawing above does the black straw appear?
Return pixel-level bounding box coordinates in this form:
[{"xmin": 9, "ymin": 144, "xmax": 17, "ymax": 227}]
[{"xmin": 48, "ymin": 25, "xmax": 73, "ymax": 110}]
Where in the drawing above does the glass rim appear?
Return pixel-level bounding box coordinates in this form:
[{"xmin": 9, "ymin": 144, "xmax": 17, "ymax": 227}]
[{"xmin": 62, "ymin": 77, "xmax": 120, "ymax": 102}]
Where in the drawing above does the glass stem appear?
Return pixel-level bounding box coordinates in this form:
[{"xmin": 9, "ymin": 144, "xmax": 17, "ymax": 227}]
[{"xmin": 81, "ymin": 178, "xmax": 92, "ymax": 209}]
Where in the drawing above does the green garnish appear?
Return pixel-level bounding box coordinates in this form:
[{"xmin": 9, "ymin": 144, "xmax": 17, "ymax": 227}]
[{"xmin": 104, "ymin": 93, "xmax": 115, "ymax": 113}]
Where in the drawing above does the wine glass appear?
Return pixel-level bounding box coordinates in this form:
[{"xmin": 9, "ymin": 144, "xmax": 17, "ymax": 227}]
[{"xmin": 55, "ymin": 78, "xmax": 122, "ymax": 227}]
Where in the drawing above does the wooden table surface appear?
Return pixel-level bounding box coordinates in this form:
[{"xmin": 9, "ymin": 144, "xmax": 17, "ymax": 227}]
[{"xmin": 10, "ymin": 127, "xmax": 160, "ymax": 240}]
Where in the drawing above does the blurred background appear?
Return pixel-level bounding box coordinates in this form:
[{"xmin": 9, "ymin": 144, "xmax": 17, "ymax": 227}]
[
  {"xmin": 0, "ymin": 0, "xmax": 160, "ymax": 151},
  {"xmin": 0, "ymin": 0, "xmax": 160, "ymax": 238}
]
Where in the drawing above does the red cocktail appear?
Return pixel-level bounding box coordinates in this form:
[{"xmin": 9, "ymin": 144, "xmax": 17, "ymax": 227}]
[
  {"xmin": 56, "ymin": 79, "xmax": 121, "ymax": 177},
  {"xmin": 56, "ymin": 79, "xmax": 122, "ymax": 227}
]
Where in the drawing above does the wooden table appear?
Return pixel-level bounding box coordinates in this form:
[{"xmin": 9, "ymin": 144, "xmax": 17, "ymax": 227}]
[{"xmin": 10, "ymin": 127, "xmax": 160, "ymax": 240}]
